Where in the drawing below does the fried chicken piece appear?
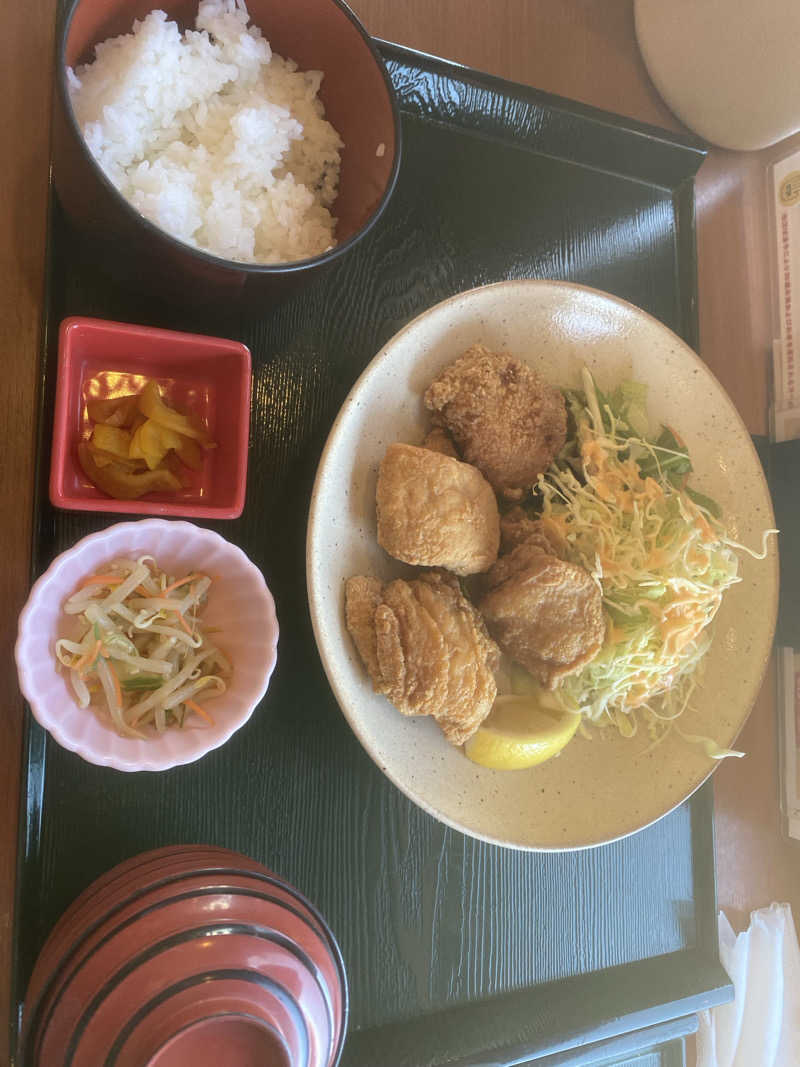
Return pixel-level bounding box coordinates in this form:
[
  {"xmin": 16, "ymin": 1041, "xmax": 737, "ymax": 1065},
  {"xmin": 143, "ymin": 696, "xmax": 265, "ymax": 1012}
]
[
  {"xmin": 345, "ymin": 570, "xmax": 500, "ymax": 745},
  {"xmin": 500, "ymin": 507, "xmax": 561, "ymax": 555},
  {"xmin": 422, "ymin": 427, "xmax": 459, "ymax": 458},
  {"xmin": 376, "ymin": 443, "xmax": 500, "ymax": 576},
  {"xmin": 424, "ymin": 344, "xmax": 566, "ymax": 499},
  {"xmin": 479, "ymin": 542, "xmax": 605, "ymax": 689},
  {"xmin": 344, "ymin": 575, "xmax": 383, "ymax": 681}
]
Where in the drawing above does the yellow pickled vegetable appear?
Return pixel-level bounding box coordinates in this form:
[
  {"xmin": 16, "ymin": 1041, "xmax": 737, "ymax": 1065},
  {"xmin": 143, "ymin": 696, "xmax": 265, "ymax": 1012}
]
[
  {"xmin": 90, "ymin": 424, "xmax": 132, "ymax": 460},
  {"xmin": 138, "ymin": 381, "xmax": 212, "ymax": 444},
  {"xmin": 79, "ymin": 443, "xmax": 181, "ymax": 499},
  {"xmin": 129, "ymin": 419, "xmax": 185, "ymax": 471},
  {"xmin": 80, "ymin": 377, "xmax": 215, "ymax": 500}
]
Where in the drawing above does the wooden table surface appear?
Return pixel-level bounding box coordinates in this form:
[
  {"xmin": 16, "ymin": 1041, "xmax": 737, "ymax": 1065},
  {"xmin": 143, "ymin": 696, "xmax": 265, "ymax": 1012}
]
[{"xmin": 3, "ymin": 1, "xmax": 799, "ymax": 1062}]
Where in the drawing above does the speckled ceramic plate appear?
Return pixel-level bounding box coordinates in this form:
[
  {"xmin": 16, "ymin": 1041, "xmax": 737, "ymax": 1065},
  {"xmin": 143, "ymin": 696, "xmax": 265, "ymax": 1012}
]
[{"xmin": 306, "ymin": 280, "xmax": 777, "ymax": 850}]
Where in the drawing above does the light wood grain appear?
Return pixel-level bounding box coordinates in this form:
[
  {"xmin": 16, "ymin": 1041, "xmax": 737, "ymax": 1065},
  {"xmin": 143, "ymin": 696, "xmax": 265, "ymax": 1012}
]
[
  {"xmin": 356, "ymin": 0, "xmax": 681, "ymax": 131},
  {"xmin": 2, "ymin": 1, "xmax": 796, "ymax": 1063},
  {"xmin": 1, "ymin": 1, "xmax": 57, "ymax": 1061}
]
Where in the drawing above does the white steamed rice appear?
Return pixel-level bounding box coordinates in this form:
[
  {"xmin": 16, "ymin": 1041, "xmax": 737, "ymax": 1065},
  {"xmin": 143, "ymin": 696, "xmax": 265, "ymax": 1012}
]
[{"xmin": 68, "ymin": 0, "xmax": 343, "ymax": 264}]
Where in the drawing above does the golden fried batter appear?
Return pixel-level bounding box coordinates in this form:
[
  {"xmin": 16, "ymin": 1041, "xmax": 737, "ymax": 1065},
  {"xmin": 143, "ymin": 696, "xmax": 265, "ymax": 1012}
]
[
  {"xmin": 500, "ymin": 507, "xmax": 561, "ymax": 555},
  {"xmin": 422, "ymin": 427, "xmax": 459, "ymax": 458},
  {"xmin": 424, "ymin": 344, "xmax": 566, "ymax": 499},
  {"xmin": 344, "ymin": 575, "xmax": 383, "ymax": 681},
  {"xmin": 479, "ymin": 542, "xmax": 605, "ymax": 689},
  {"xmin": 345, "ymin": 570, "xmax": 500, "ymax": 745},
  {"xmin": 376, "ymin": 443, "xmax": 500, "ymax": 576}
]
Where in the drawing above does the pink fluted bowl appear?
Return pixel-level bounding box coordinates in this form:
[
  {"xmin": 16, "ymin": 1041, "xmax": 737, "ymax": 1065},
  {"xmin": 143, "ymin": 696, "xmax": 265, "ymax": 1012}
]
[{"xmin": 15, "ymin": 519, "xmax": 279, "ymax": 771}]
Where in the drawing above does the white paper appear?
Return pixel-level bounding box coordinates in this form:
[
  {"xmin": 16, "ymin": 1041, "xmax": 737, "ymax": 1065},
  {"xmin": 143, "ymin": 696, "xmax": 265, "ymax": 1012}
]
[{"xmin": 697, "ymin": 904, "xmax": 800, "ymax": 1066}]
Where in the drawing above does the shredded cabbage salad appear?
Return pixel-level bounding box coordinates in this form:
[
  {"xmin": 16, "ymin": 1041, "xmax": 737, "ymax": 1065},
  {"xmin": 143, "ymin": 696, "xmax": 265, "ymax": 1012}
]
[
  {"xmin": 521, "ymin": 368, "xmax": 774, "ymax": 750},
  {"xmin": 55, "ymin": 556, "xmax": 230, "ymax": 738}
]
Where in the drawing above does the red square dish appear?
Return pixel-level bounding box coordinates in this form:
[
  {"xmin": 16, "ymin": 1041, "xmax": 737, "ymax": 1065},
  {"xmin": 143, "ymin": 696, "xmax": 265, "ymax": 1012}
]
[{"xmin": 49, "ymin": 317, "xmax": 251, "ymax": 519}]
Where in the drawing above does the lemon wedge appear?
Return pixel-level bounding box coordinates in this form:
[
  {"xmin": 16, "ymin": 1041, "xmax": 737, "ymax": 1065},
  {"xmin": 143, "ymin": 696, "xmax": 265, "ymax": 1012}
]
[{"xmin": 464, "ymin": 695, "xmax": 580, "ymax": 770}]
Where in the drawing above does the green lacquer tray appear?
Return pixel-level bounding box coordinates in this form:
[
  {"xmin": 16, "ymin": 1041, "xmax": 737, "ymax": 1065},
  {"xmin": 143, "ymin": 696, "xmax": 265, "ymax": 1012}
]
[{"xmin": 13, "ymin": 37, "xmax": 728, "ymax": 1067}]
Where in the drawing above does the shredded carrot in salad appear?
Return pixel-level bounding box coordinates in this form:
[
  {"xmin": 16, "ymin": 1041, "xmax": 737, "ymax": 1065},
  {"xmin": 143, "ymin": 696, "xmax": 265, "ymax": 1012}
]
[
  {"xmin": 54, "ymin": 556, "xmax": 231, "ymax": 738},
  {"xmin": 525, "ymin": 367, "xmax": 776, "ymax": 752},
  {"xmin": 185, "ymin": 699, "xmax": 214, "ymax": 725}
]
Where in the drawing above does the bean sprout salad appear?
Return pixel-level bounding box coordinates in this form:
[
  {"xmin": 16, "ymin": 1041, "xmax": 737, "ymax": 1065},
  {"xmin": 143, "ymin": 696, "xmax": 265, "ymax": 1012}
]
[{"xmin": 55, "ymin": 556, "xmax": 230, "ymax": 738}]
